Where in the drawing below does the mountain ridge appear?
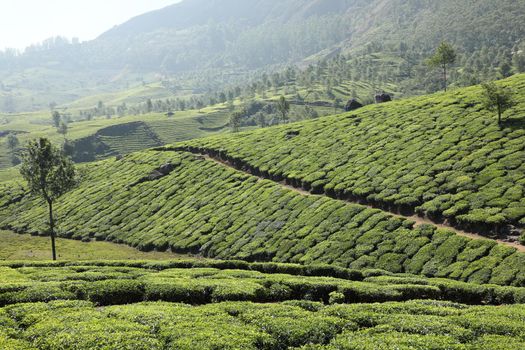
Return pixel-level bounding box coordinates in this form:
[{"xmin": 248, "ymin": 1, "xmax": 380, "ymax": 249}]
[{"xmin": 0, "ymin": 0, "xmax": 524, "ymax": 112}]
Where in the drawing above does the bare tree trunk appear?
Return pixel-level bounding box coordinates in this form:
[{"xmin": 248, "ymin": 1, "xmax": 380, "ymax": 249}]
[
  {"xmin": 497, "ymin": 104, "xmax": 502, "ymax": 125},
  {"xmin": 47, "ymin": 199, "xmax": 57, "ymax": 261},
  {"xmin": 443, "ymin": 64, "xmax": 447, "ymax": 92}
]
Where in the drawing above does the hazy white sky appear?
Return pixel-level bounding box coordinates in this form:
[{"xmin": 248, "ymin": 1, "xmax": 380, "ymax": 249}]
[{"xmin": 0, "ymin": 0, "xmax": 181, "ymax": 51}]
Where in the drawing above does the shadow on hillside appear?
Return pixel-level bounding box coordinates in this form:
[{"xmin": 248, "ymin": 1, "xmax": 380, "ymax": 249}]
[{"xmin": 501, "ymin": 115, "xmax": 525, "ymax": 130}]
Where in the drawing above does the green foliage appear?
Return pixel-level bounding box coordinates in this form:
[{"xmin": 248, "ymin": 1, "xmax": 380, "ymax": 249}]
[
  {"xmin": 57, "ymin": 122, "xmax": 68, "ymax": 138},
  {"xmin": 428, "ymin": 42, "xmax": 457, "ymax": 67},
  {"xmin": 18, "ymin": 137, "xmax": 76, "ymax": 260},
  {"xmin": 230, "ymin": 110, "xmax": 244, "ymax": 133},
  {"xmin": 2, "ymin": 143, "xmax": 525, "ymax": 285},
  {"xmin": 4, "ymin": 133, "xmax": 20, "ymax": 166},
  {"xmin": 5, "ymin": 133, "xmax": 19, "ymax": 151},
  {"xmin": 328, "ymin": 291, "xmax": 345, "ymax": 305},
  {"xmin": 2, "ymin": 0, "xmax": 525, "ymax": 114},
  {"xmin": 52, "ymin": 111, "xmax": 61, "ymax": 128},
  {"xmin": 1, "ymin": 260, "xmax": 525, "ymax": 308},
  {"xmin": 180, "ymin": 75, "xmax": 525, "ymax": 231},
  {"xmin": 1, "ymin": 299, "xmax": 525, "ymax": 349},
  {"xmin": 276, "ymin": 96, "xmax": 291, "ymax": 124},
  {"xmin": 482, "ymin": 81, "xmax": 516, "ymax": 124},
  {"xmin": 19, "ymin": 138, "xmax": 76, "ymax": 203},
  {"xmin": 427, "ymin": 41, "xmax": 457, "ymax": 91}
]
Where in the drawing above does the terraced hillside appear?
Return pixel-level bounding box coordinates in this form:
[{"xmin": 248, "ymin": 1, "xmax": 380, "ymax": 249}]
[
  {"xmin": 179, "ymin": 74, "xmax": 525, "ymax": 236},
  {"xmin": 69, "ymin": 122, "xmax": 163, "ymax": 162},
  {"xmin": 1, "ymin": 79, "xmax": 524, "ymax": 350},
  {"xmin": 147, "ymin": 111, "xmax": 230, "ymax": 144},
  {"xmin": 0, "ymin": 108, "xmax": 230, "ymax": 167},
  {"xmin": 1, "ymin": 260, "xmax": 525, "ymax": 349},
  {"xmin": 97, "ymin": 122, "xmax": 162, "ymax": 154},
  {"xmin": 66, "ymin": 112, "xmax": 232, "ymax": 163},
  {"xmin": 2, "ymin": 150, "xmax": 525, "ymax": 287}
]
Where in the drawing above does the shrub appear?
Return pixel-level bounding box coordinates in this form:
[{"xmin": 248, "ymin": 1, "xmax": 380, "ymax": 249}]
[{"xmin": 328, "ymin": 291, "xmax": 345, "ymax": 305}]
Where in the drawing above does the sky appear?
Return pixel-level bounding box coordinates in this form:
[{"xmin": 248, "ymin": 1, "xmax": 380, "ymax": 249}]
[{"xmin": 0, "ymin": 0, "xmax": 181, "ymax": 51}]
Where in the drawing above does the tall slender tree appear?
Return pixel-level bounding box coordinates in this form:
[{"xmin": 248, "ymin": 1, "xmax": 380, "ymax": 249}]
[
  {"xmin": 6, "ymin": 133, "xmax": 19, "ymax": 152},
  {"xmin": 6, "ymin": 133, "xmax": 20, "ymax": 165},
  {"xmin": 19, "ymin": 138, "xmax": 76, "ymax": 260},
  {"xmin": 230, "ymin": 110, "xmax": 243, "ymax": 132},
  {"xmin": 482, "ymin": 81, "xmax": 516, "ymax": 125},
  {"xmin": 52, "ymin": 111, "xmax": 61, "ymax": 128},
  {"xmin": 427, "ymin": 41, "xmax": 457, "ymax": 92},
  {"xmin": 276, "ymin": 95, "xmax": 290, "ymax": 124},
  {"xmin": 58, "ymin": 121, "xmax": 69, "ymax": 140}
]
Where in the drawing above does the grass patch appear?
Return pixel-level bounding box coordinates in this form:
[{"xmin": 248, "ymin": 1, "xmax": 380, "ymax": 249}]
[{"xmin": 0, "ymin": 231, "xmax": 186, "ymax": 261}]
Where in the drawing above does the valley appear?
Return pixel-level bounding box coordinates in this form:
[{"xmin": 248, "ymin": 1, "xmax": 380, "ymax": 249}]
[{"xmin": 0, "ymin": 0, "xmax": 524, "ymax": 348}]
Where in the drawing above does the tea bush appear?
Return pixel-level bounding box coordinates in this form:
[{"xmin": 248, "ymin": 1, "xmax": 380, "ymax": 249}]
[
  {"xmin": 2, "ymin": 149, "xmax": 525, "ymax": 286},
  {"xmin": 1, "ymin": 262, "xmax": 525, "ymax": 307},
  {"xmin": 178, "ymin": 75, "xmax": 525, "ymax": 233},
  {"xmin": 1, "ymin": 300, "xmax": 525, "ymax": 349}
]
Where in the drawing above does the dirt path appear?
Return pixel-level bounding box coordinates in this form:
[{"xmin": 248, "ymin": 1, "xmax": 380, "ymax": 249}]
[{"xmin": 197, "ymin": 153, "xmax": 525, "ymax": 252}]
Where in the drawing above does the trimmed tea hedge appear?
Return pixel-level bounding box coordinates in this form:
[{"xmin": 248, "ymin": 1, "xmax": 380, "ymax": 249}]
[
  {"xmin": 2, "ymin": 149, "xmax": 525, "ymax": 286},
  {"xmin": 1, "ymin": 299, "xmax": 525, "ymax": 349},
  {"xmin": 177, "ymin": 75, "xmax": 525, "ymax": 233},
  {"xmin": 1, "ymin": 262, "xmax": 525, "ymax": 307}
]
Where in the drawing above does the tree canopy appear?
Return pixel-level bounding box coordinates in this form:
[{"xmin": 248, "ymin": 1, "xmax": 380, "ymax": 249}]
[
  {"xmin": 427, "ymin": 42, "xmax": 457, "ymax": 91},
  {"xmin": 20, "ymin": 138, "xmax": 76, "ymax": 260},
  {"xmin": 276, "ymin": 96, "xmax": 290, "ymax": 123},
  {"xmin": 482, "ymin": 81, "xmax": 516, "ymax": 125}
]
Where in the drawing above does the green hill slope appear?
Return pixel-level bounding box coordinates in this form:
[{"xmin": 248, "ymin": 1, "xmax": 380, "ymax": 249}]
[
  {"xmin": 2, "ymin": 148, "xmax": 525, "ymax": 286},
  {"xmin": 179, "ymin": 75, "xmax": 525, "ymax": 236},
  {"xmin": 0, "ymin": 107, "xmax": 230, "ymax": 168}
]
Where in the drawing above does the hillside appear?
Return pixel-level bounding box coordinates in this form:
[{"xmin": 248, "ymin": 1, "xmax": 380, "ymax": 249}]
[
  {"xmin": 179, "ymin": 74, "xmax": 525, "ymax": 237},
  {"xmin": 2, "ymin": 77, "xmax": 524, "ymax": 287},
  {"xmin": 11, "ymin": 0, "xmax": 525, "ymax": 73},
  {"xmin": 0, "ymin": 77, "xmax": 361, "ymax": 169},
  {"xmin": 2, "ymin": 146, "xmax": 525, "ymax": 287},
  {"xmin": 1, "ymin": 0, "xmax": 524, "ymax": 112},
  {"xmin": 0, "ymin": 106, "xmax": 232, "ymax": 168},
  {"xmin": 0, "ymin": 79, "xmax": 524, "ymax": 350},
  {"xmin": 2, "ymin": 2, "xmax": 525, "ymax": 348}
]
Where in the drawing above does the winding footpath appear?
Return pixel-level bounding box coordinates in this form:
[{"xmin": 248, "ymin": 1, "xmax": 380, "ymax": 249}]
[{"xmin": 178, "ymin": 149, "xmax": 525, "ymax": 253}]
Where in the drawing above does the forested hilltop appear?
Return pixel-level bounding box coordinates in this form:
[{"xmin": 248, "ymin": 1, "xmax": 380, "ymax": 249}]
[{"xmin": 1, "ymin": 0, "xmax": 524, "ymax": 111}]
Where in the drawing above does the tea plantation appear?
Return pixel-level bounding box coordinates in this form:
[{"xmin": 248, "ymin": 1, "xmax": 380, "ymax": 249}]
[
  {"xmin": 177, "ymin": 74, "xmax": 525, "ymax": 235},
  {"xmin": 2, "ymin": 150, "xmax": 525, "ymax": 286},
  {"xmin": 1, "ymin": 77, "xmax": 525, "ymax": 349},
  {"xmin": 1, "ymin": 261, "xmax": 525, "ymax": 349},
  {"xmin": 4, "ymin": 260, "xmax": 525, "ymax": 306}
]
